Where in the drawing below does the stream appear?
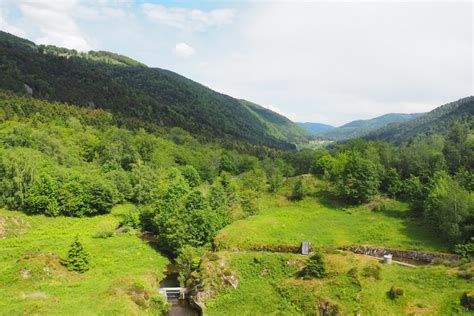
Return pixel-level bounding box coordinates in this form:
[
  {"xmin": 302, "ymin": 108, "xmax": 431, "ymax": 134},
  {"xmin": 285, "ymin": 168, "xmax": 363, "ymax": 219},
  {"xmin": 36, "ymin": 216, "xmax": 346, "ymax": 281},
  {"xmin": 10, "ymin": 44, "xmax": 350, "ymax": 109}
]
[{"xmin": 160, "ymin": 265, "xmax": 199, "ymax": 316}]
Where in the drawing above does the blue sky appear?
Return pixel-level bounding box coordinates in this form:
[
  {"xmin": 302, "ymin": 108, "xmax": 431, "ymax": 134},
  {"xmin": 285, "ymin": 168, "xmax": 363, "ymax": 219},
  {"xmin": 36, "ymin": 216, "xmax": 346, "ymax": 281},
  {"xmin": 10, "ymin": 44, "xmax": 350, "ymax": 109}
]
[{"xmin": 0, "ymin": 0, "xmax": 472, "ymax": 126}]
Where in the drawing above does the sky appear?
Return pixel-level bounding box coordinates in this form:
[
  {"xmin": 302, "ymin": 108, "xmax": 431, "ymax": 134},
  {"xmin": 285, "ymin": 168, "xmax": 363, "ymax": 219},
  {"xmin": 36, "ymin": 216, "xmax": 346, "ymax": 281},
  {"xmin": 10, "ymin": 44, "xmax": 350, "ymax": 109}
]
[{"xmin": 0, "ymin": 0, "xmax": 472, "ymax": 126}]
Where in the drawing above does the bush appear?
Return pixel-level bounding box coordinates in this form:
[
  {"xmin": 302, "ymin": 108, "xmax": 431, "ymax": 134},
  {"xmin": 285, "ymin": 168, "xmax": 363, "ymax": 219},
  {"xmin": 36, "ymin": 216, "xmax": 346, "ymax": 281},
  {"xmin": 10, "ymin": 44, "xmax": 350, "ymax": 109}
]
[
  {"xmin": 347, "ymin": 267, "xmax": 359, "ymax": 278},
  {"xmin": 362, "ymin": 264, "xmax": 381, "ymax": 280},
  {"xmin": 61, "ymin": 235, "xmax": 90, "ymax": 273},
  {"xmin": 292, "ymin": 178, "xmax": 307, "ymax": 201},
  {"xmin": 120, "ymin": 209, "xmax": 141, "ymax": 229},
  {"xmin": 388, "ymin": 286, "xmax": 404, "ymax": 299},
  {"xmin": 335, "ymin": 153, "xmax": 380, "ymax": 203},
  {"xmin": 240, "ymin": 190, "xmax": 260, "ymax": 215},
  {"xmin": 454, "ymin": 238, "xmax": 474, "ymax": 259},
  {"xmin": 301, "ymin": 252, "xmax": 326, "ymax": 279},
  {"xmin": 93, "ymin": 220, "xmax": 116, "ymax": 238},
  {"xmin": 93, "ymin": 229, "xmax": 114, "ymax": 239},
  {"xmin": 181, "ymin": 165, "xmax": 201, "ymax": 188},
  {"xmin": 175, "ymin": 246, "xmax": 203, "ymax": 286}
]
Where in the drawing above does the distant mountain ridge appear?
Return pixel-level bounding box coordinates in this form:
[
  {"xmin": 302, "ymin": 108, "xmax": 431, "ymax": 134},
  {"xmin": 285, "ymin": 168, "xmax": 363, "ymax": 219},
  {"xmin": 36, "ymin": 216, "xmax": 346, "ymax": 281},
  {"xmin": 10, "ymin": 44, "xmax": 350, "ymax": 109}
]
[
  {"xmin": 297, "ymin": 122, "xmax": 335, "ymax": 136},
  {"xmin": 366, "ymin": 97, "xmax": 474, "ymax": 144},
  {"xmin": 0, "ymin": 31, "xmax": 310, "ymax": 149},
  {"xmin": 319, "ymin": 113, "xmax": 423, "ymax": 141}
]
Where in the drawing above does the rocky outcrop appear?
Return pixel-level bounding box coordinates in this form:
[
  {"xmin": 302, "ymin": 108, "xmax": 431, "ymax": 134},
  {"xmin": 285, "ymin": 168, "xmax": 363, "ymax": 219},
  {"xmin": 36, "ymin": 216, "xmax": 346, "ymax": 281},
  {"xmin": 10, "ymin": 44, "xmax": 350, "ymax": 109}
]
[
  {"xmin": 342, "ymin": 245, "xmax": 461, "ymax": 263},
  {"xmin": 24, "ymin": 83, "xmax": 33, "ymax": 95}
]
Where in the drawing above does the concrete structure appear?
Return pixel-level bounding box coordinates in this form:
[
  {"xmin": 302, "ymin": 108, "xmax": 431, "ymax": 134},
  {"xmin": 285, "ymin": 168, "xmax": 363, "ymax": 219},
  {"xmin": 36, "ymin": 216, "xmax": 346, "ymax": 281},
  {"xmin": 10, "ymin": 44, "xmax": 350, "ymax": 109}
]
[
  {"xmin": 159, "ymin": 287, "xmax": 186, "ymax": 302},
  {"xmin": 301, "ymin": 241, "xmax": 311, "ymax": 255},
  {"xmin": 383, "ymin": 254, "xmax": 393, "ymax": 264}
]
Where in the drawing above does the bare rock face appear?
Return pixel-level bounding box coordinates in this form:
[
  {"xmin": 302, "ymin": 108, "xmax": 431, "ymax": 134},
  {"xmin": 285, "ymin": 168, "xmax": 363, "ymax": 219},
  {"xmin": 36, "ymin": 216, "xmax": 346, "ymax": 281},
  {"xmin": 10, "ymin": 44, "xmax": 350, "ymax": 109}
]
[
  {"xmin": 223, "ymin": 274, "xmax": 239, "ymax": 289},
  {"xmin": 24, "ymin": 84, "xmax": 33, "ymax": 96}
]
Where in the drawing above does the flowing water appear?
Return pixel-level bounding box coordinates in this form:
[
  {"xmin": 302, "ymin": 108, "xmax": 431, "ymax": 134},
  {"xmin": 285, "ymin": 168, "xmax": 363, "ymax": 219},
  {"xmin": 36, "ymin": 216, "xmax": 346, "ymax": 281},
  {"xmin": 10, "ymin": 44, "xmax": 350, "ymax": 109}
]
[{"xmin": 160, "ymin": 265, "xmax": 199, "ymax": 316}]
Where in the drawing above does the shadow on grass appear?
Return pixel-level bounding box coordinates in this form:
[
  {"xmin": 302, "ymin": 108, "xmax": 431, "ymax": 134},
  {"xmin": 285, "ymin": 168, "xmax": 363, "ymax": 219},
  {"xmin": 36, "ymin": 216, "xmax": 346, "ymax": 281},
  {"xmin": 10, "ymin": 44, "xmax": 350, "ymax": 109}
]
[
  {"xmin": 378, "ymin": 207, "xmax": 448, "ymax": 251},
  {"xmin": 313, "ymin": 190, "xmax": 354, "ymax": 209}
]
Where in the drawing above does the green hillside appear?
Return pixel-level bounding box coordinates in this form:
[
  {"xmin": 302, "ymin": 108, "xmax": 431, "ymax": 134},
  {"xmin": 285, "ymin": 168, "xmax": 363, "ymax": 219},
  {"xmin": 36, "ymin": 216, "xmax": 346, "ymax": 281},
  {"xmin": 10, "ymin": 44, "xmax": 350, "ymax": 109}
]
[
  {"xmin": 367, "ymin": 97, "xmax": 474, "ymax": 144},
  {"xmin": 320, "ymin": 113, "xmax": 423, "ymax": 141},
  {"xmin": 240, "ymin": 100, "xmax": 312, "ymax": 143},
  {"xmin": 0, "ymin": 31, "xmax": 308, "ymax": 149}
]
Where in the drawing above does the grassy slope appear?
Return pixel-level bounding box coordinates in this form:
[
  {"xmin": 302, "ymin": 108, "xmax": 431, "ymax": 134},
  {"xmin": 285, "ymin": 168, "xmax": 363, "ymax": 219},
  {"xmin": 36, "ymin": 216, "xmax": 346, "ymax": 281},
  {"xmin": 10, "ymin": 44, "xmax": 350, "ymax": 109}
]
[
  {"xmin": 216, "ymin": 195, "xmax": 447, "ymax": 253},
  {"xmin": 205, "ymin": 177, "xmax": 471, "ymax": 315},
  {"xmin": 205, "ymin": 251, "xmax": 471, "ymax": 315},
  {"xmin": 0, "ymin": 204, "xmax": 169, "ymax": 315}
]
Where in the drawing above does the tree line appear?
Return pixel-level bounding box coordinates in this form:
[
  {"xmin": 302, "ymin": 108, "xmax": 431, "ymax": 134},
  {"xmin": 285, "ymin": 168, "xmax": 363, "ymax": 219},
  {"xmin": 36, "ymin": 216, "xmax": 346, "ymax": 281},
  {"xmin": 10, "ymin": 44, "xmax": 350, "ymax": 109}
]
[{"xmin": 309, "ymin": 123, "xmax": 473, "ymax": 248}]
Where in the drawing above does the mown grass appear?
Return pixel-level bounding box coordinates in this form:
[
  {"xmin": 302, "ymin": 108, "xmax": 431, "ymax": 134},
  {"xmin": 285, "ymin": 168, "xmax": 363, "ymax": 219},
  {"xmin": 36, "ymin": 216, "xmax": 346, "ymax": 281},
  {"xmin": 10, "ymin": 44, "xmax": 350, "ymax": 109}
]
[
  {"xmin": 0, "ymin": 204, "xmax": 169, "ymax": 315},
  {"xmin": 216, "ymin": 194, "xmax": 448, "ymax": 252},
  {"xmin": 204, "ymin": 251, "xmax": 472, "ymax": 315}
]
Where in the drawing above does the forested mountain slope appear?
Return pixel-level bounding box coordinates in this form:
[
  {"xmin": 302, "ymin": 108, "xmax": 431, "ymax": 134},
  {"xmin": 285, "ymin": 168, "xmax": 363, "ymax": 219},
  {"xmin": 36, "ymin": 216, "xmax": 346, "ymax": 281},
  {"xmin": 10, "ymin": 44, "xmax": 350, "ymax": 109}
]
[
  {"xmin": 240, "ymin": 100, "xmax": 312, "ymax": 143},
  {"xmin": 320, "ymin": 113, "xmax": 423, "ymax": 140},
  {"xmin": 0, "ymin": 31, "xmax": 309, "ymax": 149},
  {"xmin": 297, "ymin": 122, "xmax": 335, "ymax": 136},
  {"xmin": 366, "ymin": 97, "xmax": 474, "ymax": 144}
]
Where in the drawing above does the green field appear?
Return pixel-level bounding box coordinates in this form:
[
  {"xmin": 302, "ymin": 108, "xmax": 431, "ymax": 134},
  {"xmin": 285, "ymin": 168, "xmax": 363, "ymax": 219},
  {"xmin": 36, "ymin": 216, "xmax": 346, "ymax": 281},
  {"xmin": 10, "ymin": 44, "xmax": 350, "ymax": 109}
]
[
  {"xmin": 204, "ymin": 180, "xmax": 472, "ymax": 315},
  {"xmin": 0, "ymin": 204, "xmax": 169, "ymax": 315},
  {"xmin": 216, "ymin": 194, "xmax": 447, "ymax": 252},
  {"xmin": 204, "ymin": 251, "xmax": 472, "ymax": 315}
]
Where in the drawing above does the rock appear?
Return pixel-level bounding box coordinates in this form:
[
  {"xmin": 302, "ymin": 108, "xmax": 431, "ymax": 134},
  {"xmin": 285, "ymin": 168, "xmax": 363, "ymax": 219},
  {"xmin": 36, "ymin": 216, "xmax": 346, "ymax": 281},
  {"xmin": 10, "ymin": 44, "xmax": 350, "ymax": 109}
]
[
  {"xmin": 342, "ymin": 245, "xmax": 461, "ymax": 263},
  {"xmin": 223, "ymin": 274, "xmax": 239, "ymax": 289},
  {"xmin": 461, "ymin": 291, "xmax": 474, "ymax": 311},
  {"xmin": 19, "ymin": 268, "xmax": 31, "ymax": 279},
  {"xmin": 24, "ymin": 84, "xmax": 33, "ymax": 96}
]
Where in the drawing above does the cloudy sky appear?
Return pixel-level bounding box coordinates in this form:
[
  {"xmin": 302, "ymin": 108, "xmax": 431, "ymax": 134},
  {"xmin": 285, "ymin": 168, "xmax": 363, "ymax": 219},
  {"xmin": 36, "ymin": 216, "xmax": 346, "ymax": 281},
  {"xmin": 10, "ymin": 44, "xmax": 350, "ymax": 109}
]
[{"xmin": 0, "ymin": 0, "xmax": 472, "ymax": 126}]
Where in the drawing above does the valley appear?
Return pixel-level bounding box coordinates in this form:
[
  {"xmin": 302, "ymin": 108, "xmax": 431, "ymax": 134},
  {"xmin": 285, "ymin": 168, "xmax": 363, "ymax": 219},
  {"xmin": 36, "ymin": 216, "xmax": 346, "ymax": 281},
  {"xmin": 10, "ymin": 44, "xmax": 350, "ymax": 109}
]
[{"xmin": 0, "ymin": 27, "xmax": 472, "ymax": 316}]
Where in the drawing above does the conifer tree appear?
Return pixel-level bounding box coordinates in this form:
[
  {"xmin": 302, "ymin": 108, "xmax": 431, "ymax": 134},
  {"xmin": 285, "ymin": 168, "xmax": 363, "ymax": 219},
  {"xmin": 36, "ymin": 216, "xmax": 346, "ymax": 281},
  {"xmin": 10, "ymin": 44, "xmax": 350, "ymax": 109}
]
[{"xmin": 62, "ymin": 235, "xmax": 90, "ymax": 273}]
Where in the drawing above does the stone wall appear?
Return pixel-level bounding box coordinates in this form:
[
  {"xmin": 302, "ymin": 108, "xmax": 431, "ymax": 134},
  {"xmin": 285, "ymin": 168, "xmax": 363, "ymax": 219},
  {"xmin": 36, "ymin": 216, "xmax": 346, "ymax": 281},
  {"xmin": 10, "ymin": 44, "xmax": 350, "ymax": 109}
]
[{"xmin": 342, "ymin": 245, "xmax": 461, "ymax": 263}]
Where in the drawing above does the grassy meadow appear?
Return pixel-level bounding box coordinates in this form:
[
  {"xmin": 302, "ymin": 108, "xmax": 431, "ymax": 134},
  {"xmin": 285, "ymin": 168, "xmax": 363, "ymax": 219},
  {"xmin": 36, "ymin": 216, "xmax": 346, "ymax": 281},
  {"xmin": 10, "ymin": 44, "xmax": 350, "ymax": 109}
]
[
  {"xmin": 204, "ymin": 251, "xmax": 472, "ymax": 315},
  {"xmin": 204, "ymin": 177, "xmax": 472, "ymax": 315},
  {"xmin": 0, "ymin": 204, "xmax": 169, "ymax": 315},
  {"xmin": 216, "ymin": 192, "xmax": 447, "ymax": 253}
]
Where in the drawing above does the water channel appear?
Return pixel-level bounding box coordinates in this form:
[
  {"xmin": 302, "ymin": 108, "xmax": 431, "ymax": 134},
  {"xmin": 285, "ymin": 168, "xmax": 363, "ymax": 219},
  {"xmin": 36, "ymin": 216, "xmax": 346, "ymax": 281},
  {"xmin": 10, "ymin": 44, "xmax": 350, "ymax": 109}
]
[{"xmin": 159, "ymin": 265, "xmax": 199, "ymax": 316}]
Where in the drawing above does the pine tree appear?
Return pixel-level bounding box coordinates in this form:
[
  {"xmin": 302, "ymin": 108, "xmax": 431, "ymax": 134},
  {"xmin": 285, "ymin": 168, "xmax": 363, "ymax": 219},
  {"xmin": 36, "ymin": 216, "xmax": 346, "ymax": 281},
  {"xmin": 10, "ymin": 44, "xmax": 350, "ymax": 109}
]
[
  {"xmin": 301, "ymin": 252, "xmax": 326, "ymax": 278},
  {"xmin": 62, "ymin": 235, "xmax": 90, "ymax": 273}
]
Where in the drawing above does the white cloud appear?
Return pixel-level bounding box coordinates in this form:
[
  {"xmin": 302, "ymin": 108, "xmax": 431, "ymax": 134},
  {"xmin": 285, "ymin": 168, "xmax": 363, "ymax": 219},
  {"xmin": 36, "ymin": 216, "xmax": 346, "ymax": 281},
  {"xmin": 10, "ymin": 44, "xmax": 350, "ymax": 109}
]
[
  {"xmin": 0, "ymin": 13, "xmax": 26, "ymax": 37},
  {"xmin": 18, "ymin": 0, "xmax": 92, "ymax": 51},
  {"xmin": 142, "ymin": 3, "xmax": 234, "ymax": 31},
  {"xmin": 183, "ymin": 2, "xmax": 472, "ymax": 125},
  {"xmin": 174, "ymin": 42, "xmax": 195, "ymax": 57}
]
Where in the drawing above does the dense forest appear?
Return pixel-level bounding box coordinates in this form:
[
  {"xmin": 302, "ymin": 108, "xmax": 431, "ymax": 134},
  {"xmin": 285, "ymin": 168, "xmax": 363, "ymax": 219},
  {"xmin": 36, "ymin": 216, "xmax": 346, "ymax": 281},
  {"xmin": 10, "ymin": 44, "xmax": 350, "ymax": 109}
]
[
  {"xmin": 0, "ymin": 91, "xmax": 306, "ymax": 255},
  {"xmin": 318, "ymin": 113, "xmax": 423, "ymax": 140},
  {"xmin": 0, "ymin": 90, "xmax": 472, "ymax": 256},
  {"xmin": 366, "ymin": 97, "xmax": 474, "ymax": 144},
  {"xmin": 0, "ymin": 31, "xmax": 310, "ymax": 150}
]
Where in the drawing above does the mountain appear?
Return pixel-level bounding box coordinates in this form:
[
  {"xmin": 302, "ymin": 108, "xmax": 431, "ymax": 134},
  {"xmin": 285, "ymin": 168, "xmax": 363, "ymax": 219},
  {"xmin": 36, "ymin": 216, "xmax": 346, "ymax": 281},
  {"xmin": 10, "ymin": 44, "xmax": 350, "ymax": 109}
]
[
  {"xmin": 0, "ymin": 31, "xmax": 310, "ymax": 149},
  {"xmin": 240, "ymin": 100, "xmax": 312, "ymax": 143},
  {"xmin": 297, "ymin": 122, "xmax": 335, "ymax": 136},
  {"xmin": 320, "ymin": 113, "xmax": 423, "ymax": 141},
  {"xmin": 366, "ymin": 96, "xmax": 474, "ymax": 144}
]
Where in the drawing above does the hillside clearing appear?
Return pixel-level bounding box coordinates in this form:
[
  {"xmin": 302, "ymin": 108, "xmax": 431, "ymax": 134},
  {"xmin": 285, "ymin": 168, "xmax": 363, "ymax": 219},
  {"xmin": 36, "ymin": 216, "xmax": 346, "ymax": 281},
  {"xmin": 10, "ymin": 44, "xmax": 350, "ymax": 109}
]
[
  {"xmin": 0, "ymin": 204, "xmax": 169, "ymax": 315},
  {"xmin": 216, "ymin": 195, "xmax": 447, "ymax": 253}
]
